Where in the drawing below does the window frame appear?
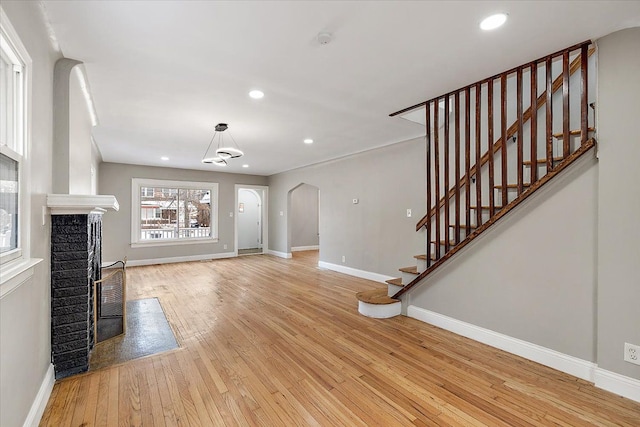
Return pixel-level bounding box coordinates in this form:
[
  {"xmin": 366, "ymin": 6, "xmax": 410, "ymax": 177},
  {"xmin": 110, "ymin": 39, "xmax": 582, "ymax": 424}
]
[
  {"xmin": 0, "ymin": 7, "xmax": 31, "ymax": 270},
  {"xmin": 131, "ymin": 178, "xmax": 219, "ymax": 248}
]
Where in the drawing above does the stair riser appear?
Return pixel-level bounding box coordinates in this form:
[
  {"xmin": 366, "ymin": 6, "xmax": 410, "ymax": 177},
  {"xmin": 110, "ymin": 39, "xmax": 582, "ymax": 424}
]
[
  {"xmin": 494, "ymin": 187, "xmax": 525, "ymax": 205},
  {"xmin": 430, "ymin": 242, "xmax": 457, "ymax": 254},
  {"xmin": 448, "ymin": 229, "xmax": 471, "ymax": 241},
  {"xmin": 358, "ymin": 301, "xmax": 401, "ymax": 318},
  {"xmin": 401, "ymin": 271, "xmax": 418, "ymax": 284},
  {"xmin": 416, "ymin": 258, "xmax": 428, "ymax": 273},
  {"xmin": 387, "ymin": 283, "xmax": 403, "ymax": 296}
]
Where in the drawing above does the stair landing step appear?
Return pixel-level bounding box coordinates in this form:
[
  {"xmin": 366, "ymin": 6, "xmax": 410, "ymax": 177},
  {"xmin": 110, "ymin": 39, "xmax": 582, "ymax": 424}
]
[
  {"xmin": 356, "ymin": 288, "xmax": 399, "ymax": 305},
  {"xmin": 385, "ymin": 278, "xmax": 403, "ymax": 286},
  {"xmin": 399, "ymin": 266, "xmax": 419, "ymax": 275}
]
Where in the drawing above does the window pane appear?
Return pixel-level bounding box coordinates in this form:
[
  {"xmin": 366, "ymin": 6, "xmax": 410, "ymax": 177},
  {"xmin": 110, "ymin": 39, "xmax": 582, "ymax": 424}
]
[
  {"xmin": 175, "ymin": 189, "xmax": 211, "ymax": 238},
  {"xmin": 140, "ymin": 186, "xmax": 178, "ymax": 240},
  {"xmin": 0, "ymin": 153, "xmax": 18, "ymax": 253}
]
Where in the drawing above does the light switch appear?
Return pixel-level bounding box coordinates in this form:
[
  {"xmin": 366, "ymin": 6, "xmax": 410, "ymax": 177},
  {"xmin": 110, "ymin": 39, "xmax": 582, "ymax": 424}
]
[{"xmin": 407, "ymin": 209, "xmax": 412, "ymax": 217}]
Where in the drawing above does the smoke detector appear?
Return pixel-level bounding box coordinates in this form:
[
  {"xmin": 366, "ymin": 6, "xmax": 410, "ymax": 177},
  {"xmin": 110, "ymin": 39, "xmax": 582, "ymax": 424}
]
[{"xmin": 317, "ymin": 32, "xmax": 332, "ymax": 45}]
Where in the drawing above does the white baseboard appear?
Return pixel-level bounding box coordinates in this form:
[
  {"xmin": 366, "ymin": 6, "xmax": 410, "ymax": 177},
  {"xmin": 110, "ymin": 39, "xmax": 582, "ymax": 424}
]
[
  {"xmin": 23, "ymin": 364, "xmax": 54, "ymax": 427},
  {"xmin": 291, "ymin": 245, "xmax": 319, "ymax": 252},
  {"xmin": 267, "ymin": 250, "xmax": 292, "ymax": 259},
  {"xmin": 594, "ymin": 368, "xmax": 640, "ymax": 403},
  {"xmin": 407, "ymin": 306, "xmax": 597, "ymax": 382},
  {"xmin": 318, "ymin": 261, "xmax": 394, "ymax": 284},
  {"xmin": 104, "ymin": 251, "xmax": 236, "ymax": 267}
]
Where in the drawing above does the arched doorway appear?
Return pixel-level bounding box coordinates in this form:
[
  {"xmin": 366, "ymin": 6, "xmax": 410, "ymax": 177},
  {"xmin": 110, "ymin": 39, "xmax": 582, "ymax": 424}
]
[{"xmin": 287, "ymin": 183, "xmax": 319, "ymax": 256}]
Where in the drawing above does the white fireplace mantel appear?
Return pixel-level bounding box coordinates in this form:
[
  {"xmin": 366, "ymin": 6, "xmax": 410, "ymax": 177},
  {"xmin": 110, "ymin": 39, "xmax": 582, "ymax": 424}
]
[{"xmin": 47, "ymin": 194, "xmax": 119, "ymax": 215}]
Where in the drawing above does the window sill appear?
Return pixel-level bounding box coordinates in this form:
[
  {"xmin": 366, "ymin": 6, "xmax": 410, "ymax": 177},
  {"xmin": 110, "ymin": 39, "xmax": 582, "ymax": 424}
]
[
  {"xmin": 0, "ymin": 258, "xmax": 43, "ymax": 299},
  {"xmin": 131, "ymin": 238, "xmax": 219, "ymax": 249}
]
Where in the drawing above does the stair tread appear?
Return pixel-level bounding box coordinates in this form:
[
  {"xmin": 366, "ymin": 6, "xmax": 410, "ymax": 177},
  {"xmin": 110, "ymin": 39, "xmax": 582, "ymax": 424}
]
[
  {"xmin": 494, "ymin": 183, "xmax": 531, "ymax": 190},
  {"xmin": 356, "ymin": 288, "xmax": 399, "ymax": 305},
  {"xmin": 385, "ymin": 278, "xmax": 403, "ymax": 286},
  {"xmin": 414, "ymin": 254, "xmax": 437, "ymax": 261},
  {"xmin": 523, "ymin": 156, "xmax": 564, "ymax": 166},
  {"xmin": 399, "ymin": 266, "xmax": 419, "ymax": 274},
  {"xmin": 430, "ymin": 240, "xmax": 458, "ymax": 246},
  {"xmin": 448, "ymin": 224, "xmax": 477, "ymax": 229},
  {"xmin": 470, "ymin": 205, "xmax": 504, "ymax": 210},
  {"xmin": 552, "ymin": 127, "xmax": 594, "ymax": 139}
]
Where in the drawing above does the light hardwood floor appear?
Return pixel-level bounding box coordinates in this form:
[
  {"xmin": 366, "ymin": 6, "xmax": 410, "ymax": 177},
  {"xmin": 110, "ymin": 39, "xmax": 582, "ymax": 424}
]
[{"xmin": 40, "ymin": 251, "xmax": 640, "ymax": 426}]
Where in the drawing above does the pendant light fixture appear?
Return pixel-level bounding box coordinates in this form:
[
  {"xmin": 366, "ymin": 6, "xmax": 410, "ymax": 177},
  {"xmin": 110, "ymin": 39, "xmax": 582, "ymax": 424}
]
[{"xmin": 201, "ymin": 123, "xmax": 244, "ymax": 166}]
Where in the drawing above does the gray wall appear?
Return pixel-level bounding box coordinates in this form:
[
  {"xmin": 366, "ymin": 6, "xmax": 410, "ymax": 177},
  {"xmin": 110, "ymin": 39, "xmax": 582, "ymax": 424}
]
[
  {"xmin": 596, "ymin": 27, "xmax": 640, "ymax": 379},
  {"xmin": 408, "ymin": 155, "xmax": 598, "ymax": 361},
  {"xmin": 0, "ymin": 2, "xmax": 59, "ymax": 426},
  {"xmin": 290, "ymin": 183, "xmax": 319, "ymax": 248},
  {"xmin": 268, "ymin": 137, "xmax": 426, "ymax": 276},
  {"xmin": 99, "ymin": 162, "xmax": 267, "ymax": 262}
]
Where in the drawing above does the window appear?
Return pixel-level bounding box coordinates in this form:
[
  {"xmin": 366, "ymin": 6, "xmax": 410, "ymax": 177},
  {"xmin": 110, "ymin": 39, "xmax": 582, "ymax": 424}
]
[
  {"xmin": 0, "ymin": 9, "xmax": 28, "ymax": 266},
  {"xmin": 131, "ymin": 179, "xmax": 218, "ymax": 247}
]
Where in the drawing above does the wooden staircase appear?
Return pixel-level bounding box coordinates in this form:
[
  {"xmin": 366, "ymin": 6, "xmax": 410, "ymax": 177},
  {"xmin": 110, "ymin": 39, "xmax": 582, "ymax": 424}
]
[{"xmin": 358, "ymin": 41, "xmax": 597, "ymax": 318}]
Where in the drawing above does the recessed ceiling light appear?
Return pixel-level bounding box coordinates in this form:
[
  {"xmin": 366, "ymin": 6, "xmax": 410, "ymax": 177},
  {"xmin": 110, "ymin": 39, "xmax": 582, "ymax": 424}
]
[
  {"xmin": 480, "ymin": 13, "xmax": 508, "ymax": 31},
  {"xmin": 303, "ymin": 138, "xmax": 313, "ymax": 144},
  {"xmin": 249, "ymin": 90, "xmax": 264, "ymax": 99},
  {"xmin": 242, "ymin": 164, "xmax": 249, "ymax": 168},
  {"xmin": 161, "ymin": 156, "xmax": 169, "ymax": 161}
]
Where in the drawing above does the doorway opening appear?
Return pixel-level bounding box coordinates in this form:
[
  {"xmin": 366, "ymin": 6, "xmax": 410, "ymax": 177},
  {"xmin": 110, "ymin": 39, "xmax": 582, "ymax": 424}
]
[
  {"xmin": 235, "ymin": 185, "xmax": 268, "ymax": 256},
  {"xmin": 287, "ymin": 183, "xmax": 319, "ymax": 258}
]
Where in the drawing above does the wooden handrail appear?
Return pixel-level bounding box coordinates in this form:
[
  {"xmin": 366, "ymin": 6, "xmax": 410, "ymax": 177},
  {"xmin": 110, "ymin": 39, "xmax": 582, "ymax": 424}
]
[
  {"xmin": 394, "ymin": 139, "xmax": 596, "ymax": 299},
  {"xmin": 415, "ymin": 45, "xmax": 594, "ymax": 231}
]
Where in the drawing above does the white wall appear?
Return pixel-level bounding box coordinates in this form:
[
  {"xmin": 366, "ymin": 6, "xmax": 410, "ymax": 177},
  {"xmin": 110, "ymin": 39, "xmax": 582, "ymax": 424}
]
[
  {"xmin": 596, "ymin": 27, "xmax": 640, "ymax": 379},
  {"xmin": 68, "ymin": 66, "xmax": 93, "ymax": 195},
  {"xmin": 0, "ymin": 2, "xmax": 59, "ymax": 426},
  {"xmin": 268, "ymin": 137, "xmax": 426, "ymax": 276},
  {"xmin": 90, "ymin": 138, "xmax": 102, "ymax": 195}
]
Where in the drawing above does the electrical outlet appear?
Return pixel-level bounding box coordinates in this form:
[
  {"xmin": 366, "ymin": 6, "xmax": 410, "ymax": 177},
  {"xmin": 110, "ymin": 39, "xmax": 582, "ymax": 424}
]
[
  {"xmin": 223, "ymin": 244, "xmax": 227, "ymax": 250},
  {"xmin": 341, "ymin": 255, "xmax": 346, "ymax": 263},
  {"xmin": 624, "ymin": 343, "xmax": 640, "ymax": 365}
]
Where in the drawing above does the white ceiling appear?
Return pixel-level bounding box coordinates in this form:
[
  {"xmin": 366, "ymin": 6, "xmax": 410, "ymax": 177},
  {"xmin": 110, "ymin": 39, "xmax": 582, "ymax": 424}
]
[{"xmin": 41, "ymin": 1, "xmax": 640, "ymax": 176}]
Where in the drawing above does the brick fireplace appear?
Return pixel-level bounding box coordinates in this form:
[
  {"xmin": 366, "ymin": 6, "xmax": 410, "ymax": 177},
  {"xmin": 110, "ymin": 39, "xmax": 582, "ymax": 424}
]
[{"xmin": 47, "ymin": 194, "xmax": 118, "ymax": 379}]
